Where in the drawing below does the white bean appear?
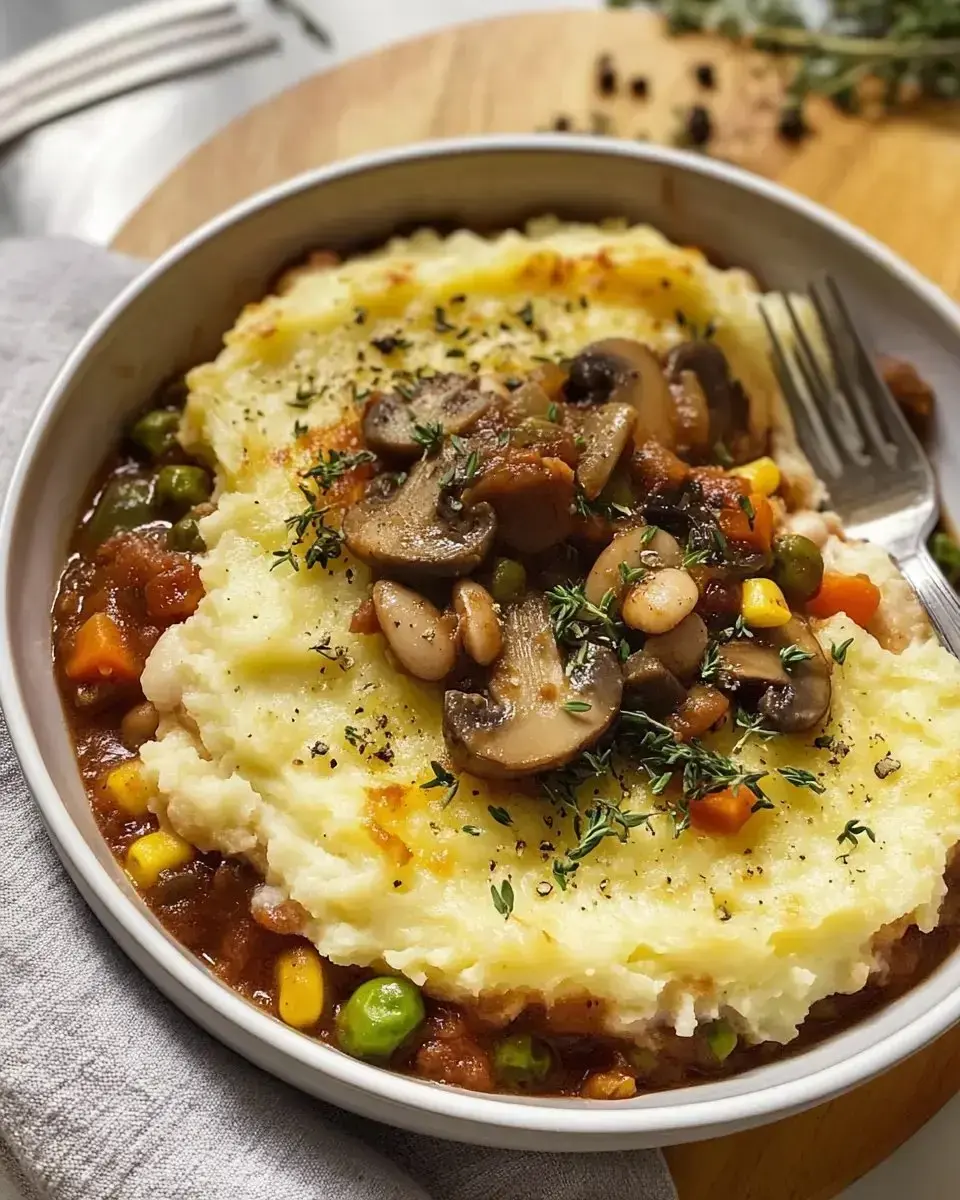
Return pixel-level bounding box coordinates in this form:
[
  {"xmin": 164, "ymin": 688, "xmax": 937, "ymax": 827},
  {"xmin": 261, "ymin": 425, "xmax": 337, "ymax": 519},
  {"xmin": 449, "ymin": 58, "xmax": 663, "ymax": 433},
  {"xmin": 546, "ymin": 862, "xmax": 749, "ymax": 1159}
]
[
  {"xmin": 372, "ymin": 581, "xmax": 457, "ymax": 681},
  {"xmin": 452, "ymin": 579, "xmax": 502, "ymax": 666},
  {"xmin": 622, "ymin": 568, "xmax": 700, "ymax": 635},
  {"xmin": 585, "ymin": 526, "xmax": 682, "ymax": 607}
]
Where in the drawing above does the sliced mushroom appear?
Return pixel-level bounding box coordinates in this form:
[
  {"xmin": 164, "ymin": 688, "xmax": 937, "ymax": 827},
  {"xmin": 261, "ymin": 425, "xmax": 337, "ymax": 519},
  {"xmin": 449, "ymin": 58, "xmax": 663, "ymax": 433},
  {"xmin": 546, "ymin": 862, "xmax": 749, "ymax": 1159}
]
[
  {"xmin": 643, "ymin": 613, "xmax": 709, "ymax": 683},
  {"xmin": 362, "ymin": 373, "xmax": 495, "ymax": 460},
  {"xmin": 452, "ymin": 579, "xmax": 502, "ymax": 666},
  {"xmin": 717, "ymin": 617, "xmax": 831, "ymax": 734},
  {"xmin": 622, "ymin": 652, "xmax": 686, "ymax": 718},
  {"xmin": 464, "ymin": 452, "xmax": 574, "ymax": 554},
  {"xmin": 443, "ymin": 592, "xmax": 622, "ymax": 778},
  {"xmin": 584, "ymin": 524, "xmax": 682, "ymax": 607},
  {"xmin": 564, "ymin": 339, "xmax": 676, "ymax": 450},
  {"xmin": 716, "ymin": 641, "xmax": 789, "ymax": 690},
  {"xmin": 666, "ymin": 342, "xmax": 751, "ymax": 461},
  {"xmin": 576, "ymin": 403, "xmax": 637, "ymax": 500},
  {"xmin": 372, "ymin": 581, "xmax": 458, "ymax": 681},
  {"xmin": 671, "ymin": 369, "xmax": 711, "ymax": 461},
  {"xmin": 343, "ymin": 448, "xmax": 496, "ymax": 577}
]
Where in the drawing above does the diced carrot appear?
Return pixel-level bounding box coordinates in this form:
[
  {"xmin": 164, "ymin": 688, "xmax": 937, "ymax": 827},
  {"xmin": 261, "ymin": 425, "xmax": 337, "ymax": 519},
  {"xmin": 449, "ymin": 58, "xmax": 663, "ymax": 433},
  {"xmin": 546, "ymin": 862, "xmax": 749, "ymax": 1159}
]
[
  {"xmin": 806, "ymin": 570, "xmax": 881, "ymax": 627},
  {"xmin": 689, "ymin": 786, "xmax": 754, "ymax": 836},
  {"xmin": 717, "ymin": 492, "xmax": 773, "ymax": 552},
  {"xmin": 65, "ymin": 612, "xmax": 140, "ymax": 684}
]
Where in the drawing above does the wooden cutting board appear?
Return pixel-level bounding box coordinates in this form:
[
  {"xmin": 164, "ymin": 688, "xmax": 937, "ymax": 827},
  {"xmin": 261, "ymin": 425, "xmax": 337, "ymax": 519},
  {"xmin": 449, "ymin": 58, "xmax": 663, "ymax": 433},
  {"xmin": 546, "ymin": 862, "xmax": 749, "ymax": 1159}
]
[{"xmin": 113, "ymin": 10, "xmax": 960, "ymax": 1197}]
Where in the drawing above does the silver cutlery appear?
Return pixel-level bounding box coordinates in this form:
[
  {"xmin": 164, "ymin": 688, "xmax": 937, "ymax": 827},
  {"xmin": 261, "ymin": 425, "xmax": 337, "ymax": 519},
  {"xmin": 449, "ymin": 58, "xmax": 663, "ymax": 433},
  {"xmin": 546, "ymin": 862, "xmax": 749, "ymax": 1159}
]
[{"xmin": 761, "ymin": 274, "xmax": 960, "ymax": 655}]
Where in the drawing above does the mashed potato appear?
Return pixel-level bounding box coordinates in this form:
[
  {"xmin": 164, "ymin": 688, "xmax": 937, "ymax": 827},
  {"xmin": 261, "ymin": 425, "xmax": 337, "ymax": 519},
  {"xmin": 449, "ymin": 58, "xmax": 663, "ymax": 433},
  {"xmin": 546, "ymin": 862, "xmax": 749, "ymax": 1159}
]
[{"xmin": 139, "ymin": 220, "xmax": 960, "ymax": 1045}]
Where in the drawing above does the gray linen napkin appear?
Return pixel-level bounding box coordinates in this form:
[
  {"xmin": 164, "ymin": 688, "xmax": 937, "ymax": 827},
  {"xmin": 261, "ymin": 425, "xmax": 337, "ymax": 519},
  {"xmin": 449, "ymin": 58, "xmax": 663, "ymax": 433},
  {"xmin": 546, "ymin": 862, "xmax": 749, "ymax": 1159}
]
[{"xmin": 0, "ymin": 237, "xmax": 678, "ymax": 1200}]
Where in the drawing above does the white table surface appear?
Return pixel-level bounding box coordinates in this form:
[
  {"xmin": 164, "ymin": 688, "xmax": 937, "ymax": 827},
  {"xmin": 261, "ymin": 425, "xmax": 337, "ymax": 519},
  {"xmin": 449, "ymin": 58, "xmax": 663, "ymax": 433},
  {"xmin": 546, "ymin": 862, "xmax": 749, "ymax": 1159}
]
[{"xmin": 1, "ymin": 2, "xmax": 958, "ymax": 1196}]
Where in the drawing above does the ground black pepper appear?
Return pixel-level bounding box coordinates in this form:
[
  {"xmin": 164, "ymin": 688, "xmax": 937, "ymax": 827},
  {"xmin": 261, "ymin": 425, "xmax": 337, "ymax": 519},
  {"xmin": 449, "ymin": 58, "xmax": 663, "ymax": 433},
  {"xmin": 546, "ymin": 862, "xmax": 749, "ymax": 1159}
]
[
  {"xmin": 685, "ymin": 104, "xmax": 713, "ymax": 147},
  {"xmin": 694, "ymin": 63, "xmax": 716, "ymax": 90},
  {"xmin": 596, "ymin": 53, "xmax": 617, "ymax": 96},
  {"xmin": 629, "ymin": 75, "xmax": 648, "ymax": 99}
]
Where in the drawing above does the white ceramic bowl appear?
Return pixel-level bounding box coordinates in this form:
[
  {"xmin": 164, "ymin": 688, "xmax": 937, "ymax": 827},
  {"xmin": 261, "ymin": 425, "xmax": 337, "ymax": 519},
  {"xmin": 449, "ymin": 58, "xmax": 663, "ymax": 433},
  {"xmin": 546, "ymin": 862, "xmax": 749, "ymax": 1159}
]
[{"xmin": 4, "ymin": 136, "xmax": 960, "ymax": 1152}]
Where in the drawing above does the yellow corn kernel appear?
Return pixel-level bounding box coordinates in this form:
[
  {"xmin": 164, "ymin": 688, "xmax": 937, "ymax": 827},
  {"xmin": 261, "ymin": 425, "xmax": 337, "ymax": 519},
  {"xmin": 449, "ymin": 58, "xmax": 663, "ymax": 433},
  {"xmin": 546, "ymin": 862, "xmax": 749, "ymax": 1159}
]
[
  {"xmin": 126, "ymin": 829, "xmax": 193, "ymax": 889},
  {"xmin": 103, "ymin": 759, "xmax": 155, "ymax": 817},
  {"xmin": 581, "ymin": 1069, "xmax": 638, "ymax": 1100},
  {"xmin": 741, "ymin": 577, "xmax": 792, "ymax": 628},
  {"xmin": 731, "ymin": 455, "xmax": 781, "ymax": 497},
  {"xmin": 276, "ymin": 945, "xmax": 325, "ymax": 1029}
]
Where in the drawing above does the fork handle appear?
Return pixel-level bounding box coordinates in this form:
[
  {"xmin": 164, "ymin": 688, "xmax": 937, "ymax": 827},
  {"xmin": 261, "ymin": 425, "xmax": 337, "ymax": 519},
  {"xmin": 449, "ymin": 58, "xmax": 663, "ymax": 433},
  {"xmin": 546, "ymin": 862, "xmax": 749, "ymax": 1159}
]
[{"xmin": 898, "ymin": 545, "xmax": 960, "ymax": 658}]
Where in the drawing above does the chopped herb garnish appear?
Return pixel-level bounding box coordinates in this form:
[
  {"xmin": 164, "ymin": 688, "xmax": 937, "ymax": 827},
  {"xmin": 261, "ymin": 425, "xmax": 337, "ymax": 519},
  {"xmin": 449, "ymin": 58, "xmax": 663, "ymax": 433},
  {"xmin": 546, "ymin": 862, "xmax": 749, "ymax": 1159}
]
[
  {"xmin": 302, "ymin": 448, "xmax": 376, "ymax": 491},
  {"xmin": 462, "ymin": 825, "xmax": 481, "ymax": 837},
  {"xmin": 292, "ymin": 419, "xmax": 308, "ymax": 438},
  {"xmin": 547, "ymin": 402, "xmax": 560, "ymax": 422},
  {"xmin": 354, "ymin": 307, "xmax": 366, "ymax": 325},
  {"xmin": 831, "ymin": 638, "xmax": 854, "ymax": 665},
  {"xmin": 780, "ymin": 643, "xmax": 815, "ymax": 671},
  {"xmin": 777, "ymin": 765, "xmax": 825, "ymax": 793},
  {"xmin": 434, "ymin": 306, "xmax": 455, "ymax": 333},
  {"xmin": 412, "ymin": 422, "xmax": 445, "ymax": 455},
  {"xmin": 814, "ymin": 734, "xmax": 835, "ymax": 750},
  {"xmin": 732, "ymin": 709, "xmax": 776, "ymax": 754},
  {"xmin": 713, "ymin": 441, "xmax": 734, "ymax": 468},
  {"xmin": 562, "ymin": 700, "xmax": 593, "ymax": 713},
  {"xmin": 738, "ymin": 493, "xmax": 756, "ymax": 525},
  {"xmin": 682, "ymin": 546, "xmax": 711, "ymax": 568},
  {"xmin": 516, "ymin": 300, "xmax": 535, "ymax": 328},
  {"xmin": 488, "ymin": 805, "xmax": 513, "ymax": 827},
  {"xmin": 699, "ymin": 641, "xmax": 721, "ymax": 682},
  {"xmin": 838, "ymin": 819, "xmax": 876, "ymax": 849},
  {"xmin": 619, "ymin": 561, "xmax": 646, "ymax": 585},
  {"xmin": 491, "ymin": 879, "xmax": 515, "ymax": 918},
  {"xmin": 371, "ymin": 335, "xmax": 408, "ymax": 355},
  {"xmin": 421, "ymin": 760, "xmax": 460, "ymax": 807},
  {"xmin": 282, "ymin": 486, "xmax": 344, "ymax": 569}
]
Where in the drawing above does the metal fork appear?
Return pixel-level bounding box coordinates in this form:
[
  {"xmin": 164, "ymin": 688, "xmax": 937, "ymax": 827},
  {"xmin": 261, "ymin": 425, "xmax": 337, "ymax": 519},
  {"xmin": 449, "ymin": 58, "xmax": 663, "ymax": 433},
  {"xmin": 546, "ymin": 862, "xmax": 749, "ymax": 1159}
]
[{"xmin": 760, "ymin": 274, "xmax": 960, "ymax": 656}]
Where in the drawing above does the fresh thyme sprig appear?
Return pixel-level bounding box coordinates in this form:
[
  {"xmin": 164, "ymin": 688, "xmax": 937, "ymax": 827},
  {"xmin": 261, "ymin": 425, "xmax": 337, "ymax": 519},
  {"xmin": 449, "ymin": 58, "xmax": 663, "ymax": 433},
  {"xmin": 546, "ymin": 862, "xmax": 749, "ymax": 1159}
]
[
  {"xmin": 421, "ymin": 760, "xmax": 460, "ymax": 807},
  {"xmin": 274, "ymin": 484, "xmax": 344, "ymax": 571},
  {"xmin": 611, "ymin": 1, "xmax": 960, "ymax": 122},
  {"xmin": 302, "ymin": 448, "xmax": 375, "ymax": 491},
  {"xmin": 412, "ymin": 422, "xmax": 445, "ymax": 455}
]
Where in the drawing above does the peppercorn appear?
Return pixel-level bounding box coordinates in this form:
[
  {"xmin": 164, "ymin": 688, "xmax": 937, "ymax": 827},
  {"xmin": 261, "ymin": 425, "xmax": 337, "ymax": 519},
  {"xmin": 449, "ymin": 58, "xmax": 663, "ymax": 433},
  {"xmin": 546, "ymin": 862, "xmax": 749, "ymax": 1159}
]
[
  {"xmin": 685, "ymin": 104, "xmax": 712, "ymax": 147},
  {"xmin": 777, "ymin": 105, "xmax": 810, "ymax": 144},
  {"xmin": 694, "ymin": 63, "xmax": 715, "ymax": 90},
  {"xmin": 629, "ymin": 75, "xmax": 649, "ymax": 99},
  {"xmin": 596, "ymin": 53, "xmax": 617, "ymax": 96}
]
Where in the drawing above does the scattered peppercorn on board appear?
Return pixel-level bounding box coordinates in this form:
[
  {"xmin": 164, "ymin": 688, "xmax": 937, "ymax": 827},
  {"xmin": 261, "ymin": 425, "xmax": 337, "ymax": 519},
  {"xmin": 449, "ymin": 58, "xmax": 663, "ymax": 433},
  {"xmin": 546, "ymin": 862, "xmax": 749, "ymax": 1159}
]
[{"xmin": 110, "ymin": 9, "xmax": 960, "ymax": 1198}]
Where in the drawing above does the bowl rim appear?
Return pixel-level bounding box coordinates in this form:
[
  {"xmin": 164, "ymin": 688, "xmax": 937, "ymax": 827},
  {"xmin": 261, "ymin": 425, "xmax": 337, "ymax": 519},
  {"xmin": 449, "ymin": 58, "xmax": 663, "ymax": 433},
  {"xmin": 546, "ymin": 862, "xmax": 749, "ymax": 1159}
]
[{"xmin": 5, "ymin": 132, "xmax": 960, "ymax": 1138}]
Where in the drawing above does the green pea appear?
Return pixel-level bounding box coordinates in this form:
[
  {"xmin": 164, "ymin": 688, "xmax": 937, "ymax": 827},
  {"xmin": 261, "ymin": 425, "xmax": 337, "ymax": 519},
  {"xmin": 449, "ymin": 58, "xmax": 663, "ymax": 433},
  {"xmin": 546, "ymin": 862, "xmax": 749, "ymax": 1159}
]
[
  {"xmin": 168, "ymin": 516, "xmax": 206, "ymax": 554},
  {"xmin": 130, "ymin": 409, "xmax": 180, "ymax": 460},
  {"xmin": 335, "ymin": 976, "xmax": 425, "ymax": 1060},
  {"xmin": 155, "ymin": 465, "xmax": 212, "ymax": 514},
  {"xmin": 86, "ymin": 476, "xmax": 155, "ymax": 545},
  {"xmin": 491, "ymin": 557, "xmax": 526, "ymax": 604},
  {"xmin": 492, "ymin": 1032, "xmax": 552, "ymax": 1088},
  {"xmin": 772, "ymin": 534, "xmax": 824, "ymax": 601},
  {"xmin": 704, "ymin": 1019, "xmax": 738, "ymax": 1063},
  {"xmin": 931, "ymin": 530, "xmax": 960, "ymax": 587}
]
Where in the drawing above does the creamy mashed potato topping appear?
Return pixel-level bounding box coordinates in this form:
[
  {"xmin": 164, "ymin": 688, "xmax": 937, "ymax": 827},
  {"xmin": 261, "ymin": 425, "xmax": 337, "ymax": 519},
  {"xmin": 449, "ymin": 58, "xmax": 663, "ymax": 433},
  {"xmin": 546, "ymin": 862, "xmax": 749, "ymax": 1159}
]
[{"xmin": 139, "ymin": 220, "xmax": 960, "ymax": 1046}]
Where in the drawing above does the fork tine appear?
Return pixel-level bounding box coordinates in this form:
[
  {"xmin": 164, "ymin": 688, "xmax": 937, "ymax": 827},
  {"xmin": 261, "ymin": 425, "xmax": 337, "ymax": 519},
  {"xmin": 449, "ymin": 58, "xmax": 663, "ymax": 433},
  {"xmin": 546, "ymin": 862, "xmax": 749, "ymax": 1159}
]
[
  {"xmin": 808, "ymin": 277, "xmax": 898, "ymax": 467},
  {"xmin": 817, "ymin": 273, "xmax": 926, "ymax": 467},
  {"xmin": 782, "ymin": 294, "xmax": 871, "ymax": 467},
  {"xmin": 759, "ymin": 302, "xmax": 844, "ymax": 479}
]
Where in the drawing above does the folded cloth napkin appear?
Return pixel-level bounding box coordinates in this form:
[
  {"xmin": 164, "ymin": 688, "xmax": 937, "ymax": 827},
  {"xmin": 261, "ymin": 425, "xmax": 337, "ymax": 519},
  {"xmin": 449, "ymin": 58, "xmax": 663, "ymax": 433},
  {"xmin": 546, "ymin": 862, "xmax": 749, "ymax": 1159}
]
[{"xmin": 0, "ymin": 238, "xmax": 678, "ymax": 1200}]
